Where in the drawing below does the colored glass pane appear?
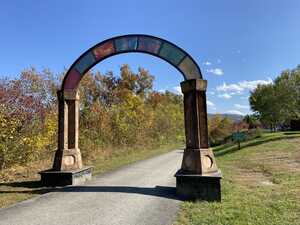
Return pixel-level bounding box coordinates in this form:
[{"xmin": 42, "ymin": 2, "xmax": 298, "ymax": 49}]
[
  {"xmin": 74, "ymin": 51, "xmax": 96, "ymax": 75},
  {"xmin": 63, "ymin": 69, "xmax": 81, "ymax": 90},
  {"xmin": 179, "ymin": 56, "xmax": 201, "ymax": 79},
  {"xmin": 137, "ymin": 37, "xmax": 161, "ymax": 54},
  {"xmin": 92, "ymin": 41, "xmax": 115, "ymax": 60},
  {"xmin": 115, "ymin": 37, "xmax": 138, "ymax": 52},
  {"xmin": 158, "ymin": 42, "xmax": 186, "ymax": 66}
]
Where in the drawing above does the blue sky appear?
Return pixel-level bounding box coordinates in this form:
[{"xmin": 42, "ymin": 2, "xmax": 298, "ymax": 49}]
[{"xmin": 1, "ymin": 0, "xmax": 300, "ymax": 115}]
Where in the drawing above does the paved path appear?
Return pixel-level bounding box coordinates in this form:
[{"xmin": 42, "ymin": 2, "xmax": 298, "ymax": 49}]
[{"xmin": 0, "ymin": 150, "xmax": 182, "ymax": 225}]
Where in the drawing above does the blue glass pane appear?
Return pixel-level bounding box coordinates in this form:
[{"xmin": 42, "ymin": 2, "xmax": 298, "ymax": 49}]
[
  {"xmin": 158, "ymin": 42, "xmax": 186, "ymax": 65},
  {"xmin": 74, "ymin": 51, "xmax": 96, "ymax": 75},
  {"xmin": 115, "ymin": 37, "xmax": 138, "ymax": 52}
]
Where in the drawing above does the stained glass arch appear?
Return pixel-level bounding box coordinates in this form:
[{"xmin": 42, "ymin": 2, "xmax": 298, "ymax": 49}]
[{"xmin": 62, "ymin": 34, "xmax": 203, "ymax": 90}]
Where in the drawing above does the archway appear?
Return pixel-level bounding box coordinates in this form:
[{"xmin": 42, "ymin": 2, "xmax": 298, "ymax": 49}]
[{"xmin": 40, "ymin": 34, "xmax": 221, "ymax": 201}]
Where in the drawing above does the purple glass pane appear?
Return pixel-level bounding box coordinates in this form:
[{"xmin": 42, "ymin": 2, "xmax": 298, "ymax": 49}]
[
  {"xmin": 137, "ymin": 37, "xmax": 161, "ymax": 54},
  {"xmin": 63, "ymin": 69, "xmax": 81, "ymax": 90}
]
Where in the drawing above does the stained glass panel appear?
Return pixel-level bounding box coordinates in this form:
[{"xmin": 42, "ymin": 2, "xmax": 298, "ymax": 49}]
[
  {"xmin": 115, "ymin": 37, "xmax": 138, "ymax": 52},
  {"xmin": 74, "ymin": 51, "xmax": 96, "ymax": 75},
  {"xmin": 179, "ymin": 56, "xmax": 201, "ymax": 79},
  {"xmin": 137, "ymin": 37, "xmax": 161, "ymax": 54},
  {"xmin": 93, "ymin": 41, "xmax": 115, "ymax": 60},
  {"xmin": 64, "ymin": 69, "xmax": 81, "ymax": 90},
  {"xmin": 158, "ymin": 42, "xmax": 186, "ymax": 66}
]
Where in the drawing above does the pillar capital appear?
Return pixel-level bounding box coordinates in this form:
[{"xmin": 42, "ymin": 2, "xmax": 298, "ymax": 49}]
[
  {"xmin": 180, "ymin": 79, "xmax": 207, "ymax": 93},
  {"xmin": 63, "ymin": 89, "xmax": 80, "ymax": 100},
  {"xmin": 57, "ymin": 89, "xmax": 80, "ymax": 101}
]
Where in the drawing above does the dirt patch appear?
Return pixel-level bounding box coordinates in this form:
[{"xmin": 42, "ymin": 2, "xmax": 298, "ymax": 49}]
[{"xmin": 233, "ymin": 168, "xmax": 275, "ymax": 187}]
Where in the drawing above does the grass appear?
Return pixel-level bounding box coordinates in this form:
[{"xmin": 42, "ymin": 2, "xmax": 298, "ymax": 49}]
[
  {"xmin": 2, "ymin": 131, "xmax": 300, "ymax": 224},
  {"xmin": 0, "ymin": 142, "xmax": 182, "ymax": 209},
  {"xmin": 176, "ymin": 131, "xmax": 300, "ymax": 225}
]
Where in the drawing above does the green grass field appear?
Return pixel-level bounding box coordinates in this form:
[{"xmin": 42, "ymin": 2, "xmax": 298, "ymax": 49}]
[{"xmin": 176, "ymin": 132, "xmax": 300, "ymax": 225}]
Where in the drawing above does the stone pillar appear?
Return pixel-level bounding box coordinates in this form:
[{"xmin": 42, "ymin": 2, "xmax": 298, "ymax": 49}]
[
  {"xmin": 40, "ymin": 89, "xmax": 92, "ymax": 186},
  {"xmin": 175, "ymin": 79, "xmax": 222, "ymax": 201},
  {"xmin": 52, "ymin": 90, "xmax": 82, "ymax": 171}
]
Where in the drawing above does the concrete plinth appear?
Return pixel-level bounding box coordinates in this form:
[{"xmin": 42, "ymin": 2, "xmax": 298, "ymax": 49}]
[
  {"xmin": 175, "ymin": 169, "xmax": 222, "ymax": 201},
  {"xmin": 39, "ymin": 167, "xmax": 92, "ymax": 186}
]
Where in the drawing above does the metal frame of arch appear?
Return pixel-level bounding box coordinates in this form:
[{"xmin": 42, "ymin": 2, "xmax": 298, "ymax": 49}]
[{"xmin": 40, "ymin": 34, "xmax": 222, "ymax": 201}]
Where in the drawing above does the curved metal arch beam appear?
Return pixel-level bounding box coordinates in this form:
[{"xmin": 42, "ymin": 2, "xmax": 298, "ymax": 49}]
[{"xmin": 62, "ymin": 34, "xmax": 203, "ymax": 90}]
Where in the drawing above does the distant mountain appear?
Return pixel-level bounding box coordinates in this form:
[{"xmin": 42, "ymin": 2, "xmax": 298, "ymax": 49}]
[{"xmin": 208, "ymin": 113, "xmax": 244, "ymax": 122}]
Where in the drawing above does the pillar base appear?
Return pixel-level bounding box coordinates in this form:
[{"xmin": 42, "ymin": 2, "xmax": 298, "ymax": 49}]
[
  {"xmin": 39, "ymin": 166, "xmax": 92, "ymax": 187},
  {"xmin": 175, "ymin": 169, "xmax": 222, "ymax": 201}
]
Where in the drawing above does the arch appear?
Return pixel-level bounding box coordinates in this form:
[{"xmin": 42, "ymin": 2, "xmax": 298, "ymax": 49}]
[
  {"xmin": 62, "ymin": 34, "xmax": 203, "ymax": 90},
  {"xmin": 40, "ymin": 34, "xmax": 221, "ymax": 201}
]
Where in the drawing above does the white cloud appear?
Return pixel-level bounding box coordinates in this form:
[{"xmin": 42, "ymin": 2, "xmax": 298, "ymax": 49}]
[
  {"xmin": 216, "ymin": 78, "xmax": 272, "ymax": 94},
  {"xmin": 207, "ymin": 100, "xmax": 215, "ymax": 107},
  {"xmin": 172, "ymin": 86, "xmax": 182, "ymax": 95},
  {"xmin": 203, "ymin": 61, "xmax": 212, "ymax": 66},
  {"xmin": 207, "ymin": 68, "xmax": 224, "ymax": 76},
  {"xmin": 234, "ymin": 104, "xmax": 249, "ymax": 109},
  {"xmin": 207, "ymin": 100, "xmax": 216, "ymax": 110},
  {"xmin": 218, "ymin": 93, "xmax": 232, "ymax": 99},
  {"xmin": 208, "ymin": 91, "xmax": 215, "ymax": 95},
  {"xmin": 226, "ymin": 110, "xmax": 244, "ymax": 115},
  {"xmin": 158, "ymin": 89, "xmax": 165, "ymax": 93}
]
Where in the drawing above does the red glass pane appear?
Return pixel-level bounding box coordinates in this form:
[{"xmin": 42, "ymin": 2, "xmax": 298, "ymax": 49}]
[{"xmin": 92, "ymin": 41, "xmax": 115, "ymax": 61}]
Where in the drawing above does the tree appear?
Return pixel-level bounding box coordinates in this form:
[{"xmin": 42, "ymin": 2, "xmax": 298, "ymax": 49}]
[
  {"xmin": 249, "ymin": 84, "xmax": 281, "ymax": 131},
  {"xmin": 208, "ymin": 115, "xmax": 234, "ymax": 145},
  {"xmin": 249, "ymin": 65, "xmax": 300, "ymax": 130},
  {"xmin": 243, "ymin": 114, "xmax": 261, "ymax": 129}
]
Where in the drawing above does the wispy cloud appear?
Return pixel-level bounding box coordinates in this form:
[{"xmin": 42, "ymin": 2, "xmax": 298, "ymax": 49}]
[
  {"xmin": 203, "ymin": 61, "xmax": 212, "ymax": 66},
  {"xmin": 234, "ymin": 104, "xmax": 249, "ymax": 109},
  {"xmin": 207, "ymin": 68, "xmax": 224, "ymax": 76},
  {"xmin": 207, "ymin": 100, "xmax": 214, "ymax": 106},
  {"xmin": 226, "ymin": 110, "xmax": 244, "ymax": 115},
  {"xmin": 207, "ymin": 100, "xmax": 216, "ymax": 110},
  {"xmin": 216, "ymin": 78, "xmax": 272, "ymax": 95},
  {"xmin": 217, "ymin": 93, "xmax": 232, "ymax": 99},
  {"xmin": 172, "ymin": 86, "xmax": 182, "ymax": 95}
]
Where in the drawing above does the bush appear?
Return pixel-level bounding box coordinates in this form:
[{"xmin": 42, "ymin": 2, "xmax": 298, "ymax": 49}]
[{"xmin": 0, "ymin": 66, "xmax": 185, "ymax": 170}]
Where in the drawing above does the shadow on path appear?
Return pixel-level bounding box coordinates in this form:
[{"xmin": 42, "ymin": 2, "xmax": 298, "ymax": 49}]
[{"xmin": 0, "ymin": 184, "xmax": 178, "ymax": 200}]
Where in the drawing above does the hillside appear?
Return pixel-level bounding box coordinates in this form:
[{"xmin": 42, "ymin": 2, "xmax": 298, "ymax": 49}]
[{"xmin": 208, "ymin": 113, "xmax": 244, "ymax": 122}]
